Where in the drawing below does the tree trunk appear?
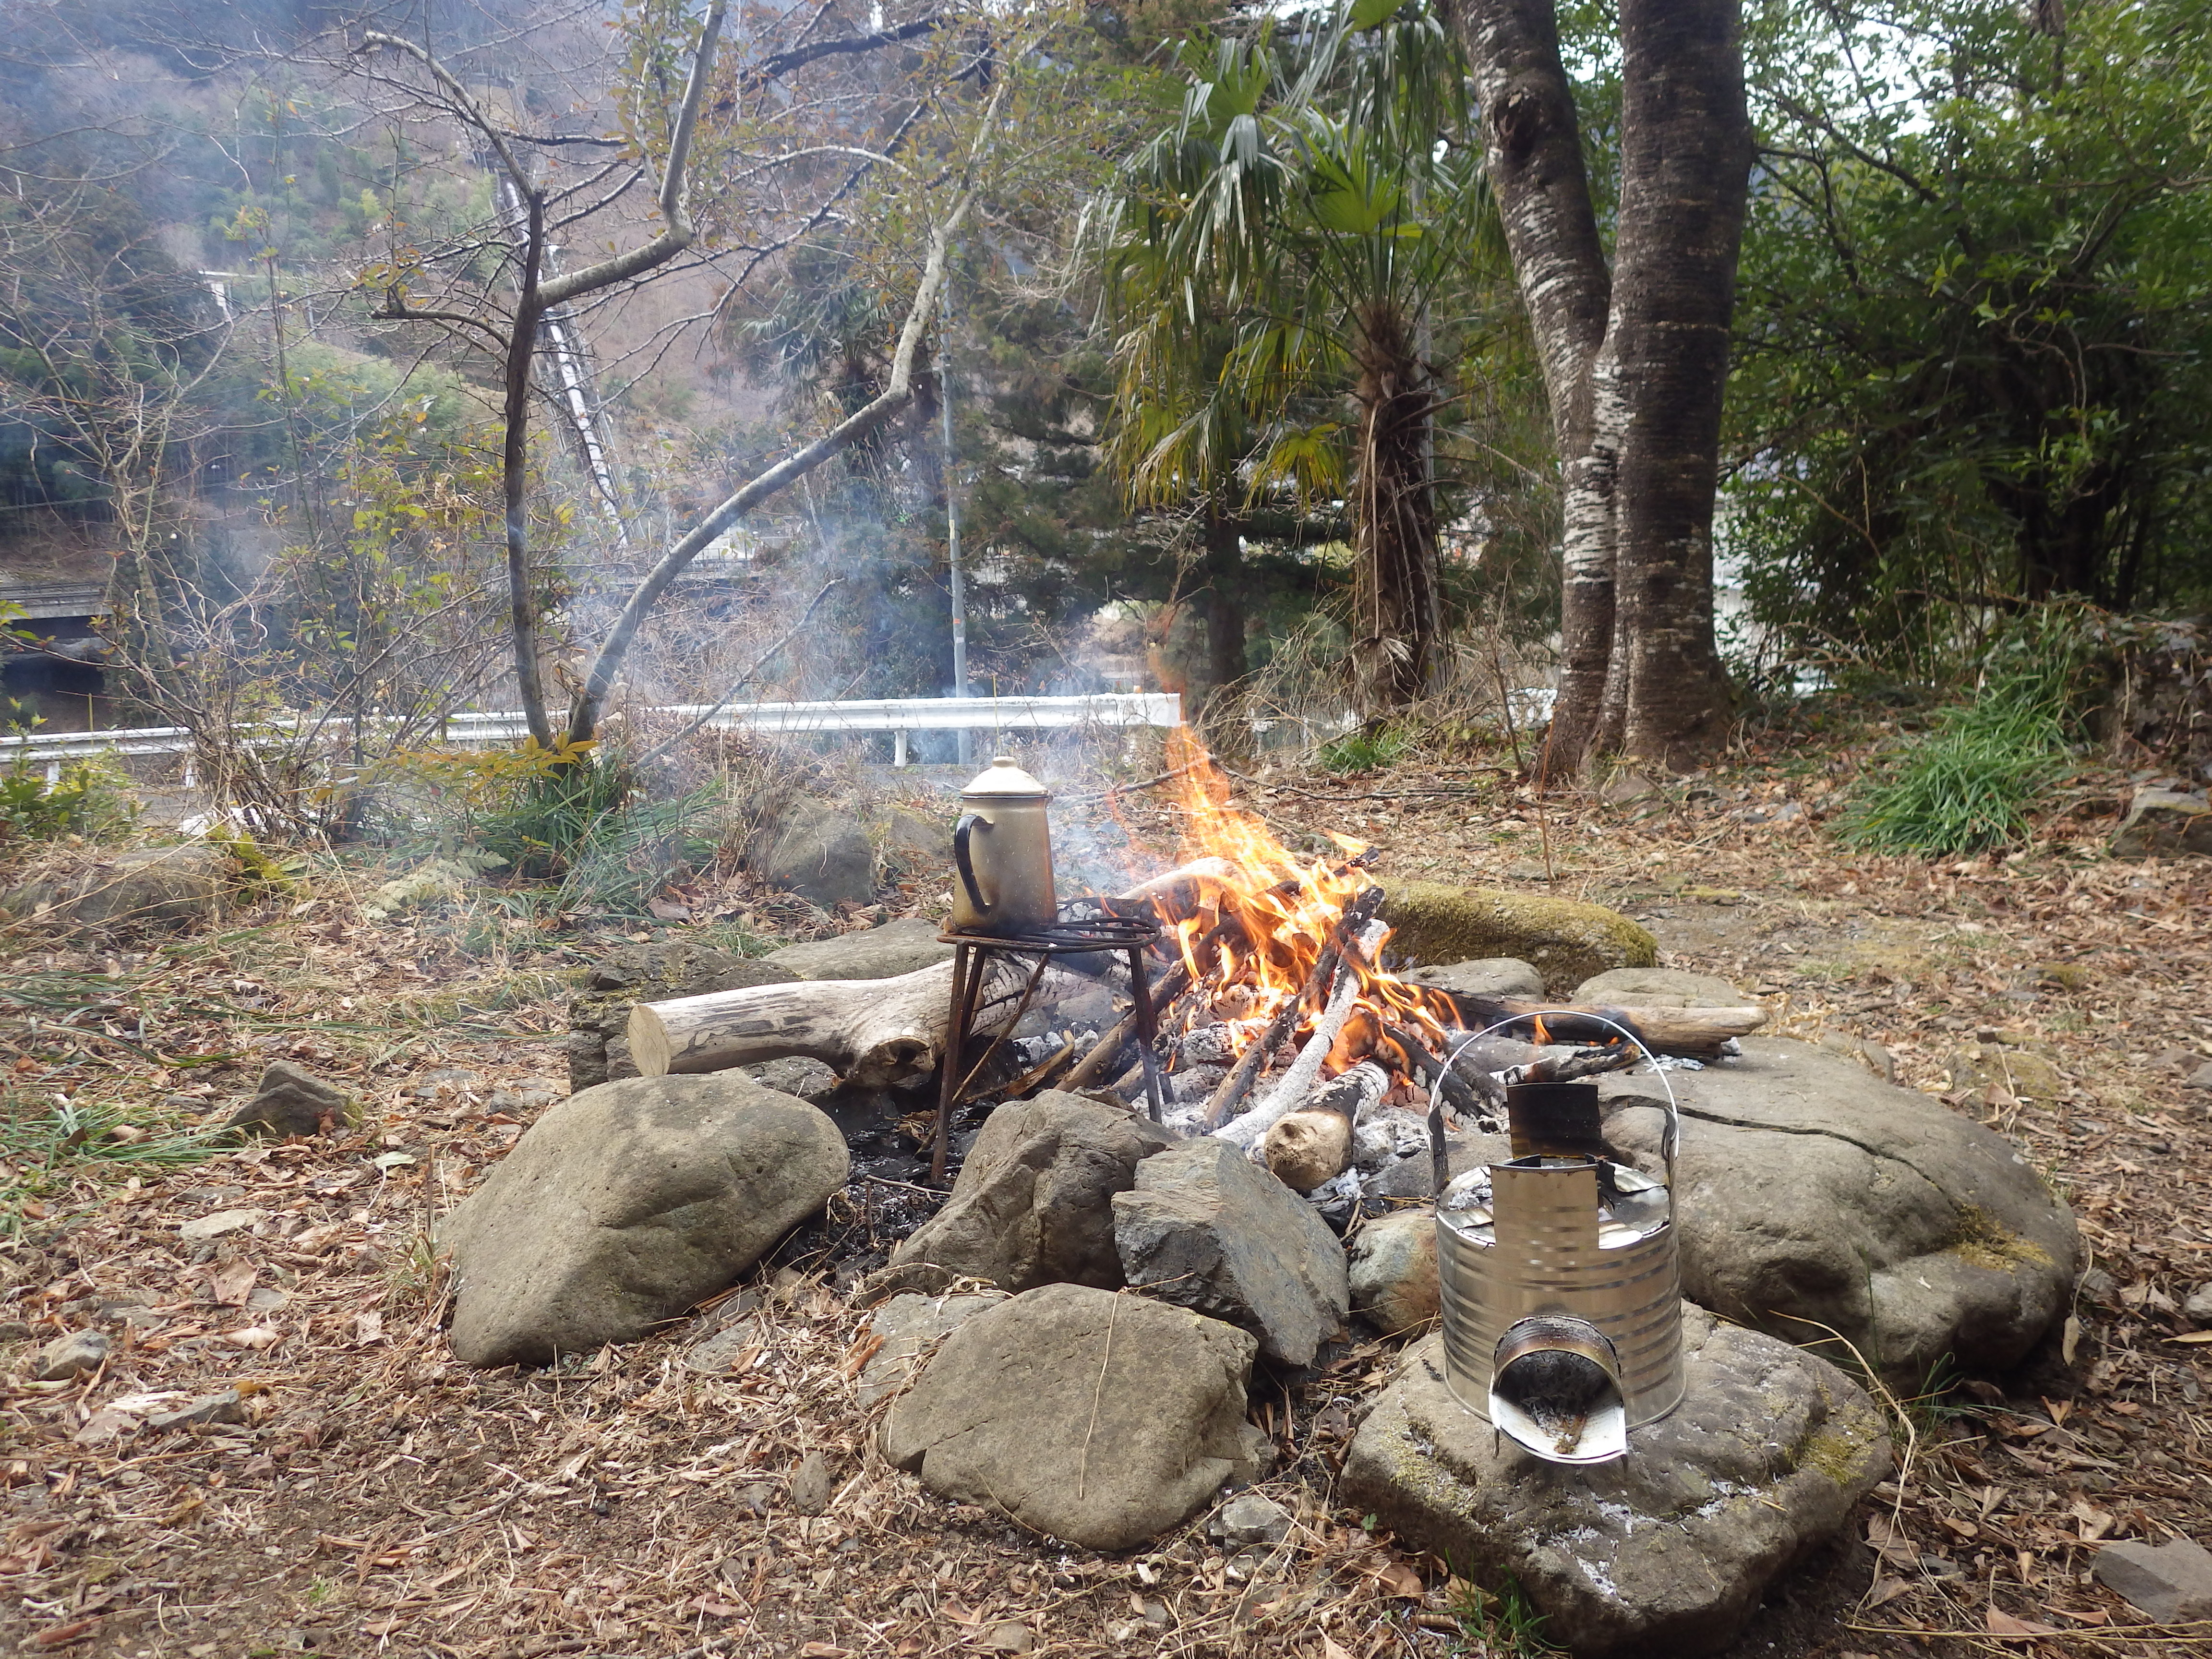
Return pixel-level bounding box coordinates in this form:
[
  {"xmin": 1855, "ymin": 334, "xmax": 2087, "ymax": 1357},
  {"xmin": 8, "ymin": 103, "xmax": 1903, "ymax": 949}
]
[
  {"xmin": 503, "ymin": 192, "xmax": 556, "ymax": 749},
  {"xmin": 1610, "ymin": 0, "xmax": 1749, "ymax": 768},
  {"xmin": 1200, "ymin": 505, "xmax": 1248, "ymax": 711},
  {"xmin": 1459, "ymin": 0, "xmax": 1748, "ymax": 777},
  {"xmin": 1462, "ymin": 0, "xmax": 1614, "ymax": 775},
  {"xmin": 1351, "ymin": 304, "xmax": 1440, "ymax": 711}
]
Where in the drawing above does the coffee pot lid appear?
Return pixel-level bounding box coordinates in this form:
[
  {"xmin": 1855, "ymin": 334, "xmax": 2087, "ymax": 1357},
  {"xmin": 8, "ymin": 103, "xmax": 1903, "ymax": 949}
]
[{"xmin": 961, "ymin": 756, "xmax": 1050, "ymax": 799}]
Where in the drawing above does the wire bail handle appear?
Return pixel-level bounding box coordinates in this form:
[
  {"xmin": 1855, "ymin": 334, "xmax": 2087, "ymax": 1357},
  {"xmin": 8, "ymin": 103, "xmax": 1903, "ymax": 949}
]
[{"xmin": 1425, "ymin": 1010, "xmax": 1681, "ymax": 1195}]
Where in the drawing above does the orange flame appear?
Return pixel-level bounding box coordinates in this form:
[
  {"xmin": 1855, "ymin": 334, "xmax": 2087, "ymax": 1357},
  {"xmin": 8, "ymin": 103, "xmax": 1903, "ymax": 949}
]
[{"xmin": 1149, "ymin": 730, "xmax": 1456, "ymax": 1082}]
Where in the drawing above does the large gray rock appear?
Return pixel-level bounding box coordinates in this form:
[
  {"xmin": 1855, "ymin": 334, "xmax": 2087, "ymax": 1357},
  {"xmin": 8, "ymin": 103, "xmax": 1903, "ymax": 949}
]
[
  {"xmin": 1111, "ymin": 1136, "xmax": 1349, "ymax": 1366},
  {"xmin": 1573, "ymin": 967, "xmax": 1747, "ymax": 1009},
  {"xmin": 1402, "ymin": 959, "xmax": 1545, "ymax": 999},
  {"xmin": 1601, "ymin": 1037, "xmax": 2078, "ymax": 1382},
  {"xmin": 439, "ymin": 1074, "xmax": 848, "ymax": 1367},
  {"xmin": 567, "ymin": 940, "xmax": 797, "ymax": 1092},
  {"xmin": 892, "ymin": 1092, "xmax": 1174, "ymax": 1291},
  {"xmin": 746, "ymin": 795, "xmax": 877, "ymax": 906},
  {"xmin": 765, "ymin": 916, "xmax": 957, "ymax": 981},
  {"xmin": 879, "ymin": 1283, "xmax": 1269, "ymax": 1551},
  {"xmin": 1341, "ymin": 1309, "xmax": 1890, "ymax": 1659},
  {"xmin": 2113, "ymin": 787, "xmax": 2212, "ymax": 858},
  {"xmin": 2, "ymin": 842, "xmax": 230, "ymax": 930}
]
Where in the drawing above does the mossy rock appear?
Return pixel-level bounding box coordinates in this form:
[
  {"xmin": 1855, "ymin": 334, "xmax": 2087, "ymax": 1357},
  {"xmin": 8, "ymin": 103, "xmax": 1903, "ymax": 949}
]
[{"xmin": 1378, "ymin": 879, "xmax": 1657, "ymax": 995}]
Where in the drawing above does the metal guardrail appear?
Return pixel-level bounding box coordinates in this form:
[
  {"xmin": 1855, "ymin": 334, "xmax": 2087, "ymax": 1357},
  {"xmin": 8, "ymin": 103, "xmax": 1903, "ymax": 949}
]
[{"xmin": 0, "ymin": 693, "xmax": 1185, "ymax": 777}]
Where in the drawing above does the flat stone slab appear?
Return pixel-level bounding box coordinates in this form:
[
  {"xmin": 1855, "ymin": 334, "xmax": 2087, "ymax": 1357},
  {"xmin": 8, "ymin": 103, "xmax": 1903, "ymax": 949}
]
[
  {"xmin": 1341, "ymin": 1309, "xmax": 1890, "ymax": 1659},
  {"xmin": 2092, "ymin": 1536, "xmax": 2212, "ymax": 1623},
  {"xmin": 1403, "ymin": 958, "xmax": 1545, "ymax": 999}
]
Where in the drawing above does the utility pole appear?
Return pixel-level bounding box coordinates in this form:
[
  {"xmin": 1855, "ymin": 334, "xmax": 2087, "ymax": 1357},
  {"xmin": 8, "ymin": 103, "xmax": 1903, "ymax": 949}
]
[{"xmin": 940, "ymin": 277, "xmax": 971, "ymax": 765}]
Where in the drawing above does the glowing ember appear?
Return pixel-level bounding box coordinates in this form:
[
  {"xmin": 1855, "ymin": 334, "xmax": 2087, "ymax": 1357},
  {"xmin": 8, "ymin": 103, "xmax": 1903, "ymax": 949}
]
[{"xmin": 1148, "ymin": 730, "xmax": 1459, "ymax": 1085}]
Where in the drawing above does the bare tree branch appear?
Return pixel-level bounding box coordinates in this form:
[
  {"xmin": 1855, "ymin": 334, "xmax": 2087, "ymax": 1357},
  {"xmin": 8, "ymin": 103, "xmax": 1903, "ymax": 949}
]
[{"xmin": 568, "ymin": 180, "xmax": 983, "ymax": 744}]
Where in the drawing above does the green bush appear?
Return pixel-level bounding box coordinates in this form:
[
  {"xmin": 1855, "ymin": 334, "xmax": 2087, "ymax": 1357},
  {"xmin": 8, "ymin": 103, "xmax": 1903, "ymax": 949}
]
[{"xmin": 0, "ymin": 758, "xmax": 137, "ymax": 845}]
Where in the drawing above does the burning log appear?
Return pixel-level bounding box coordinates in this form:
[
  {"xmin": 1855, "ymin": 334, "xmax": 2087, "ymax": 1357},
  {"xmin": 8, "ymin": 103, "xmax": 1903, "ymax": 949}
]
[
  {"xmin": 1115, "ymin": 858, "xmax": 1237, "ymax": 912},
  {"xmin": 1506, "ymin": 1044, "xmax": 1644, "ymax": 1087},
  {"xmin": 1201, "ymin": 886, "xmax": 1388, "ymax": 1131},
  {"xmin": 1262, "ymin": 1060, "xmax": 1389, "ymax": 1191},
  {"xmin": 627, "ymin": 957, "xmax": 1090, "ymax": 1087},
  {"xmin": 1380, "ymin": 1020, "xmax": 1486, "ymax": 1122},
  {"xmin": 1215, "ymin": 917, "xmax": 1390, "ymax": 1151}
]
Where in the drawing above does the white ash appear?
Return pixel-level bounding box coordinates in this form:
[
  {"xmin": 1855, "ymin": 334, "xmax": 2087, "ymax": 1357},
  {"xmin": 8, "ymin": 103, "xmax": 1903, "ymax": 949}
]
[
  {"xmin": 1306, "ymin": 1168, "xmax": 1363, "ymax": 1210},
  {"xmin": 1355, "ymin": 1108, "xmax": 1431, "ymax": 1172},
  {"xmin": 1167, "ymin": 1064, "xmax": 1226, "ymax": 1104}
]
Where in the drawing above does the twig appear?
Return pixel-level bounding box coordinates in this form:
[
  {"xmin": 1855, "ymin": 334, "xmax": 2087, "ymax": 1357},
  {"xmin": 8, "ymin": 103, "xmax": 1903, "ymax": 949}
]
[
  {"xmin": 1075, "ymin": 1291, "xmax": 1121, "ymax": 1501},
  {"xmin": 1221, "ymin": 763, "xmax": 1501, "ymax": 803},
  {"xmin": 1062, "ymin": 962, "xmax": 1190, "ymax": 1091},
  {"xmin": 1060, "ymin": 762, "xmax": 1206, "ymax": 804}
]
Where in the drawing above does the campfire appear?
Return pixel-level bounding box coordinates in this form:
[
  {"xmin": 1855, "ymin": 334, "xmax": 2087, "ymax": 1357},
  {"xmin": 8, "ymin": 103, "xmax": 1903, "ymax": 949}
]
[
  {"xmin": 626, "ymin": 732, "xmax": 1767, "ymax": 1203},
  {"xmin": 1119, "ymin": 735, "xmax": 1531, "ymax": 1132}
]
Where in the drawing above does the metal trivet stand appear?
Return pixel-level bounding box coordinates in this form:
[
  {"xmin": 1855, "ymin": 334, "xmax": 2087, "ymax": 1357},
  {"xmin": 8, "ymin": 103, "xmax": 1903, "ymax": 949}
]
[{"xmin": 931, "ymin": 912, "xmax": 1166, "ymax": 1184}]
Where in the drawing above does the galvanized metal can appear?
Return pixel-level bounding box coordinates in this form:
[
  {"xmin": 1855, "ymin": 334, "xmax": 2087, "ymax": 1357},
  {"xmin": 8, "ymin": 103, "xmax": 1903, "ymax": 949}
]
[
  {"xmin": 1435, "ymin": 1155, "xmax": 1684, "ymax": 1434},
  {"xmin": 1429, "ymin": 1042, "xmax": 1687, "ymax": 1453}
]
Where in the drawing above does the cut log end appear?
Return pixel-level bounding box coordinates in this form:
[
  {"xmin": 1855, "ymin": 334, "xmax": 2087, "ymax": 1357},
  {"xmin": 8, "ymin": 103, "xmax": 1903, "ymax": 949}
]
[
  {"xmin": 628, "ymin": 1004, "xmax": 673, "ymax": 1077},
  {"xmin": 1264, "ymin": 1109, "xmax": 1352, "ymax": 1193}
]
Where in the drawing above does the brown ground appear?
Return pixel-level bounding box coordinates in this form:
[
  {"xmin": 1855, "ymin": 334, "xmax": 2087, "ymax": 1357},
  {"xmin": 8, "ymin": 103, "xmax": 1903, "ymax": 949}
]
[{"xmin": 1, "ymin": 727, "xmax": 2207, "ymax": 1659}]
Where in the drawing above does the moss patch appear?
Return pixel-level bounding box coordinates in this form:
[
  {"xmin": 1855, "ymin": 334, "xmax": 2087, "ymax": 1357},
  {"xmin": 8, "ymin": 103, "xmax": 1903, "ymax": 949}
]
[
  {"xmin": 1947, "ymin": 1204, "xmax": 2054, "ymax": 1273},
  {"xmin": 1790, "ymin": 1419, "xmax": 1877, "ymax": 1487},
  {"xmin": 1378, "ymin": 880, "xmax": 1658, "ymax": 995}
]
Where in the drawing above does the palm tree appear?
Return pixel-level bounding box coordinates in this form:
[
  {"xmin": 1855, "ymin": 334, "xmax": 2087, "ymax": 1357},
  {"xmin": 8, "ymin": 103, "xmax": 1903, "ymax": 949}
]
[{"xmin": 1103, "ymin": 1, "xmax": 1502, "ymax": 711}]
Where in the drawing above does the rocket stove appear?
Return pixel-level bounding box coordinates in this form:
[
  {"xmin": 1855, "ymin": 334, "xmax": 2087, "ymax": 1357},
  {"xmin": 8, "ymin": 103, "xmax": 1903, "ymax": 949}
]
[{"xmin": 1431, "ymin": 1041, "xmax": 1686, "ymax": 1464}]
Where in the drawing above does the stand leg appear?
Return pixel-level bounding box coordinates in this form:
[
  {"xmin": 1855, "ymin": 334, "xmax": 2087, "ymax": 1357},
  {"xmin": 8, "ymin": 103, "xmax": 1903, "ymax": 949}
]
[
  {"xmin": 1128, "ymin": 945, "xmax": 1166, "ymax": 1124},
  {"xmin": 933, "ymin": 943, "xmax": 976, "ymax": 1185}
]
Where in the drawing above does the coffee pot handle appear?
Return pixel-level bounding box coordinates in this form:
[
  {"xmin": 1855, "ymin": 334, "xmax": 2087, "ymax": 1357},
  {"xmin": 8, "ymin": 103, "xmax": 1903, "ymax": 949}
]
[{"xmin": 952, "ymin": 813, "xmax": 992, "ymax": 915}]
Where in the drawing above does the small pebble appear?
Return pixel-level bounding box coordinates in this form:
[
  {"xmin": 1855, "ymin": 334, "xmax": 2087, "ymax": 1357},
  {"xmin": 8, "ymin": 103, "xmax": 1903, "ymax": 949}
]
[{"xmin": 33, "ymin": 1329, "xmax": 110, "ymax": 1382}]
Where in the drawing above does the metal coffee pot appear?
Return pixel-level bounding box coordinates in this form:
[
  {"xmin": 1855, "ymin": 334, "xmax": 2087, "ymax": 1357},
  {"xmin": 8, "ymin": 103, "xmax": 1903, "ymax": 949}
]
[{"xmin": 950, "ymin": 757, "xmax": 1057, "ymax": 936}]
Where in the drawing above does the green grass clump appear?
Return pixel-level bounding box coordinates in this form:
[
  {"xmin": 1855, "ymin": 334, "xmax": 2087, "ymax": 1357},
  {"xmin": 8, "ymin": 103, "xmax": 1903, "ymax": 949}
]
[
  {"xmin": 467, "ymin": 753, "xmax": 721, "ymax": 915},
  {"xmin": 1840, "ymin": 671, "xmax": 2070, "ymax": 854},
  {"xmin": 1448, "ymin": 1574, "xmax": 1560, "ymax": 1657},
  {"xmin": 1318, "ymin": 723, "xmax": 1412, "ymax": 775},
  {"xmin": 1, "ymin": 1096, "xmax": 220, "ymax": 1231}
]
